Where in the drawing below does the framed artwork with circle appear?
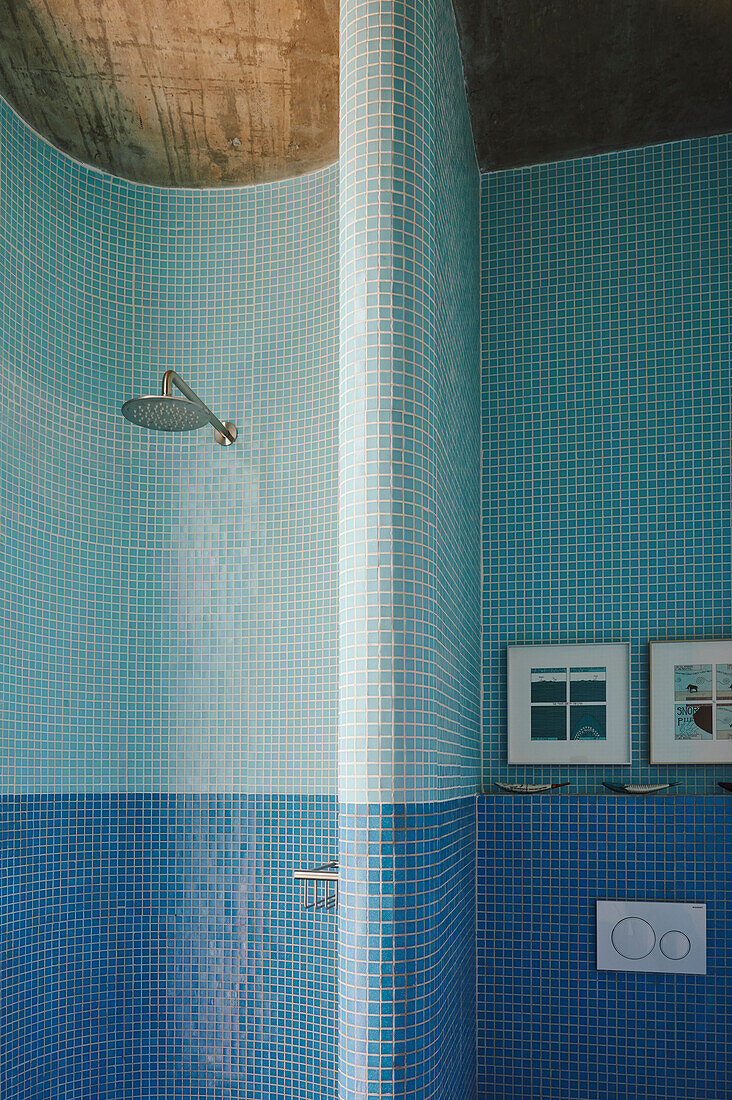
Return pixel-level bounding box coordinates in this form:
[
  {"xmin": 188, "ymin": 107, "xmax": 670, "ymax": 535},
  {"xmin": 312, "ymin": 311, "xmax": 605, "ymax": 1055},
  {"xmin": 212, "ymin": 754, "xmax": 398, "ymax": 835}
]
[
  {"xmin": 508, "ymin": 643, "xmax": 631, "ymax": 765},
  {"xmin": 650, "ymin": 640, "xmax": 732, "ymax": 764}
]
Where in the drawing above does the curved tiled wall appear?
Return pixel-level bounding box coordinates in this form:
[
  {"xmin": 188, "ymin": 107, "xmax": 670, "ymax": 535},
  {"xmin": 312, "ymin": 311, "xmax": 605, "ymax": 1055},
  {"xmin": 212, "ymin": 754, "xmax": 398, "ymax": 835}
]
[
  {"xmin": 0, "ymin": 97, "xmax": 338, "ymax": 1099},
  {"xmin": 0, "ymin": 100, "xmax": 338, "ymax": 795},
  {"xmin": 337, "ymin": 0, "xmax": 481, "ymax": 1096}
]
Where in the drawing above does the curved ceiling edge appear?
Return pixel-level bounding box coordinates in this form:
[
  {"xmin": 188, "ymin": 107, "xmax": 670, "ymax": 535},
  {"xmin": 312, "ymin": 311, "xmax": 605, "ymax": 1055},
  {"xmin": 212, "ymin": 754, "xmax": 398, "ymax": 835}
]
[{"xmin": 0, "ymin": 0, "xmax": 339, "ymax": 188}]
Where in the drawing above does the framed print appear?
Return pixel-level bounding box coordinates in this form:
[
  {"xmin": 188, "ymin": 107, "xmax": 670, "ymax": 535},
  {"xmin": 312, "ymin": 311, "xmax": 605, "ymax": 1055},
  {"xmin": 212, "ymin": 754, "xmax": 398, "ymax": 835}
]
[
  {"xmin": 508, "ymin": 643, "xmax": 631, "ymax": 765},
  {"xmin": 650, "ymin": 640, "xmax": 732, "ymax": 764}
]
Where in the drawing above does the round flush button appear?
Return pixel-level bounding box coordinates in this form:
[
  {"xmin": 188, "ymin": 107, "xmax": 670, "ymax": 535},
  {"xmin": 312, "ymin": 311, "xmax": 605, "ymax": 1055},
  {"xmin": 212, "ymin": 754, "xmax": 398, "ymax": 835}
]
[
  {"xmin": 611, "ymin": 917, "xmax": 656, "ymax": 959},
  {"xmin": 660, "ymin": 930, "xmax": 691, "ymax": 960}
]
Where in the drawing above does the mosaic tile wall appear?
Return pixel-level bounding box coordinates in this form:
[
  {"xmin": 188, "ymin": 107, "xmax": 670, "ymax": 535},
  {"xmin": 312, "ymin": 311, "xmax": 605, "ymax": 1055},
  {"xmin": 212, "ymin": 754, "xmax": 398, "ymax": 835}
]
[
  {"xmin": 477, "ymin": 796, "xmax": 732, "ymax": 1100},
  {"xmin": 338, "ymin": 0, "xmax": 480, "ymax": 1096},
  {"xmin": 339, "ymin": 0, "xmax": 481, "ymax": 805},
  {"xmin": 0, "ymin": 96, "xmax": 338, "ymax": 796},
  {"xmin": 481, "ymin": 134, "xmax": 732, "ymax": 793},
  {"xmin": 0, "ymin": 95, "xmax": 339, "ymax": 1099},
  {"xmin": 2, "ymin": 795, "xmax": 337, "ymax": 1100},
  {"xmin": 339, "ymin": 799, "xmax": 476, "ymax": 1100}
]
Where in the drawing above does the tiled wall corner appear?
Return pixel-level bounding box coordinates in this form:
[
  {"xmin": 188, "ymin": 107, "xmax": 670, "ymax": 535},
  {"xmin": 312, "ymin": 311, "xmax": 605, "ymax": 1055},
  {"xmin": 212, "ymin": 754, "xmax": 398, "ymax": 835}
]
[
  {"xmin": 338, "ymin": 0, "xmax": 481, "ymax": 807},
  {"xmin": 338, "ymin": 0, "xmax": 480, "ymax": 1096},
  {"xmin": 339, "ymin": 800, "xmax": 476, "ymax": 1100},
  {"xmin": 481, "ymin": 134, "xmax": 732, "ymax": 793},
  {"xmin": 338, "ymin": 0, "xmax": 436, "ymax": 807}
]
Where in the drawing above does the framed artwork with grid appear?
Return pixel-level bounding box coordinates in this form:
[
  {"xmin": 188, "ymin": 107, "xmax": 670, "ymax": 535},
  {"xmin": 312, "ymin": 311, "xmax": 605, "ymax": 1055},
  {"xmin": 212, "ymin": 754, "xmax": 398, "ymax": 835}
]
[{"xmin": 508, "ymin": 643, "xmax": 631, "ymax": 764}]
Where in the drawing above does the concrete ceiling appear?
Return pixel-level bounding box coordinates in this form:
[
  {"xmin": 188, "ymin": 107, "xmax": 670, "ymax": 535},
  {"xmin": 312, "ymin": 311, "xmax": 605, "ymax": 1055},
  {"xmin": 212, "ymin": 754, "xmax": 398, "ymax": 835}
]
[
  {"xmin": 451, "ymin": 0, "xmax": 732, "ymax": 172},
  {"xmin": 1, "ymin": 1, "xmax": 730, "ymax": 187},
  {"xmin": 0, "ymin": 0, "xmax": 339, "ymax": 187}
]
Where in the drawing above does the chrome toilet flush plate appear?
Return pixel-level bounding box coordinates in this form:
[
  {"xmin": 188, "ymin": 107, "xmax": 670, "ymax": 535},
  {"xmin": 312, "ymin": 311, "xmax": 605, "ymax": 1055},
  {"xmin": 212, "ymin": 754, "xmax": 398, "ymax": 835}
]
[{"xmin": 597, "ymin": 900, "xmax": 706, "ymax": 975}]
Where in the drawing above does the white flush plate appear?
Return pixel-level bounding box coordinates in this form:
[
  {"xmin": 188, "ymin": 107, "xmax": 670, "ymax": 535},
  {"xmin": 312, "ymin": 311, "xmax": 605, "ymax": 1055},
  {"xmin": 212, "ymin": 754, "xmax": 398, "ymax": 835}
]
[{"xmin": 597, "ymin": 900, "xmax": 706, "ymax": 975}]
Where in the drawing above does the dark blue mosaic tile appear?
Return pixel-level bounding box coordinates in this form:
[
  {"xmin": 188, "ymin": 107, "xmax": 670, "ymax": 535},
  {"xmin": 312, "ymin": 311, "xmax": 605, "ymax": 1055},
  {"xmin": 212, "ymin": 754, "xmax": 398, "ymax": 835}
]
[
  {"xmin": 339, "ymin": 799, "xmax": 476, "ymax": 1100},
  {"xmin": 476, "ymin": 795, "xmax": 731, "ymax": 1100},
  {"xmin": 1, "ymin": 795, "xmax": 337, "ymax": 1100}
]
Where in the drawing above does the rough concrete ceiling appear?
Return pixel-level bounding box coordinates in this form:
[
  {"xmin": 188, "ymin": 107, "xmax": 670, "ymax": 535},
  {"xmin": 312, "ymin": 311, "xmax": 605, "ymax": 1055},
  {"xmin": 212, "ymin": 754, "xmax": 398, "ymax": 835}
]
[
  {"xmin": 451, "ymin": 0, "xmax": 732, "ymax": 171},
  {"xmin": 0, "ymin": 0, "xmax": 339, "ymax": 187}
]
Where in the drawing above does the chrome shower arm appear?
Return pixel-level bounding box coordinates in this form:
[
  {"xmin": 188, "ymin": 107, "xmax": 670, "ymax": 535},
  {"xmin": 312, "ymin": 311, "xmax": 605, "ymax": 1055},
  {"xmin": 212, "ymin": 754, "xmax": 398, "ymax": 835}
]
[{"xmin": 161, "ymin": 370, "xmax": 237, "ymax": 445}]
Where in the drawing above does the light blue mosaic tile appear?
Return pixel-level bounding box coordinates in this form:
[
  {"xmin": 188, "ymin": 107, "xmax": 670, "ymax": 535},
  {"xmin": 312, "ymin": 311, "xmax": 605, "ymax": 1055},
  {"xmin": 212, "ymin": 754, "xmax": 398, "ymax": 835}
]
[
  {"xmin": 338, "ymin": 0, "xmax": 481, "ymax": 807},
  {"xmin": 481, "ymin": 133, "xmax": 732, "ymax": 794},
  {"xmin": 0, "ymin": 97, "xmax": 338, "ymax": 796},
  {"xmin": 337, "ymin": 2, "xmax": 480, "ymax": 1099}
]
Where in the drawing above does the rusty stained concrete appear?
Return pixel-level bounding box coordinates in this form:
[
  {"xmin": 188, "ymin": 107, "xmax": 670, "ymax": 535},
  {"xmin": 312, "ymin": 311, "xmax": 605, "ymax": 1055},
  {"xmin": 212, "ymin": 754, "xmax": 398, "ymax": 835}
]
[{"xmin": 0, "ymin": 0, "xmax": 339, "ymax": 186}]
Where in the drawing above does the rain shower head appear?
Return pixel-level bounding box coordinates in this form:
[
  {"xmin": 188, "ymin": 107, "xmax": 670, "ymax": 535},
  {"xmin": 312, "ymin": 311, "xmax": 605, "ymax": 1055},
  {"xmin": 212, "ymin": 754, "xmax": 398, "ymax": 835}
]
[
  {"xmin": 121, "ymin": 395, "xmax": 211, "ymax": 432},
  {"xmin": 121, "ymin": 370, "xmax": 237, "ymax": 445}
]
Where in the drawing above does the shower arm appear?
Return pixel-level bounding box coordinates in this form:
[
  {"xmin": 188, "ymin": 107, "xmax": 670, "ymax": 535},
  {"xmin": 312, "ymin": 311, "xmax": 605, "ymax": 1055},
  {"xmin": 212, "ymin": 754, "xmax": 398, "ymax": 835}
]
[{"xmin": 161, "ymin": 370, "xmax": 237, "ymax": 445}]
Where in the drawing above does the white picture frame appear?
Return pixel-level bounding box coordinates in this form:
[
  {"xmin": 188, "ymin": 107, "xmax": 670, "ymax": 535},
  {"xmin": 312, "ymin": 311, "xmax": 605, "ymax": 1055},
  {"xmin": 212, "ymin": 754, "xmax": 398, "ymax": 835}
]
[
  {"xmin": 508, "ymin": 643, "xmax": 631, "ymax": 765},
  {"xmin": 650, "ymin": 640, "xmax": 732, "ymax": 764}
]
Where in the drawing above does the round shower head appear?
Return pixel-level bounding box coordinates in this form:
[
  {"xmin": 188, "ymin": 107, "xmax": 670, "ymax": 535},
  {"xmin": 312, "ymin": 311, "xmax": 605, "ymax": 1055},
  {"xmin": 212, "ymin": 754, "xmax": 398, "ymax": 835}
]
[
  {"xmin": 121, "ymin": 395, "xmax": 211, "ymax": 432},
  {"xmin": 121, "ymin": 371, "xmax": 237, "ymax": 445}
]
